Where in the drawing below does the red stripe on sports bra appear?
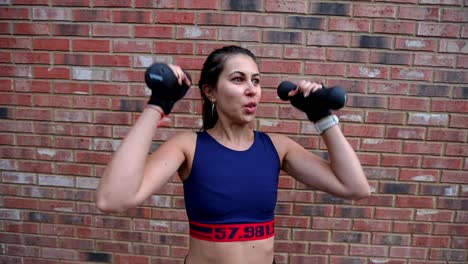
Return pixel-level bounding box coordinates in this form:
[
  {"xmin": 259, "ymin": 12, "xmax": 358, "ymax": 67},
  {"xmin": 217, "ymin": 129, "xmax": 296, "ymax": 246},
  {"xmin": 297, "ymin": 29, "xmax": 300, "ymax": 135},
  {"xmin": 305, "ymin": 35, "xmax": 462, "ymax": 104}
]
[{"xmin": 189, "ymin": 220, "xmax": 274, "ymax": 242}]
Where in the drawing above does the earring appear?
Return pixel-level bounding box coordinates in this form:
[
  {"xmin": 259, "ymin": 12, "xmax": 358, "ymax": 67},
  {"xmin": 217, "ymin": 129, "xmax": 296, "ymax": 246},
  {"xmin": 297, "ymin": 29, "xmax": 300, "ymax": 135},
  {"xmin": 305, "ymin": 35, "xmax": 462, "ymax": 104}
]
[{"xmin": 211, "ymin": 101, "xmax": 216, "ymax": 117}]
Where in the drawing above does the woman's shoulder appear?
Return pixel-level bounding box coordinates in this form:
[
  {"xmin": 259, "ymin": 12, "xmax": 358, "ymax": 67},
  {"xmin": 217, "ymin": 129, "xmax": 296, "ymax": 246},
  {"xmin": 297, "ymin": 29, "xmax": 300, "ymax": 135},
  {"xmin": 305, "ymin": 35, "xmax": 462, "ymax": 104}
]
[
  {"xmin": 163, "ymin": 130, "xmax": 198, "ymax": 148},
  {"xmin": 261, "ymin": 132, "xmax": 298, "ymax": 160}
]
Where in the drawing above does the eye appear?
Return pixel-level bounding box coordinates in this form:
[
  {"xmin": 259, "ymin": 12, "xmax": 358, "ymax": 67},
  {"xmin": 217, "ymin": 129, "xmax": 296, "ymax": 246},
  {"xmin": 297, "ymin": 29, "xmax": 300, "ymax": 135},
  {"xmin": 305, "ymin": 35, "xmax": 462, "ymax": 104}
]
[
  {"xmin": 232, "ymin": 77, "xmax": 243, "ymax": 83},
  {"xmin": 252, "ymin": 78, "xmax": 260, "ymax": 85}
]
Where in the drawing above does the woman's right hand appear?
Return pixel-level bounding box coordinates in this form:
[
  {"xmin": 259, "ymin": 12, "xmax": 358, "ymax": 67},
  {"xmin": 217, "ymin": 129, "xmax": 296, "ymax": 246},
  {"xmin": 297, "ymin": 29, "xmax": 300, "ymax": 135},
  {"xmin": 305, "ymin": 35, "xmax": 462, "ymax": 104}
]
[{"xmin": 145, "ymin": 63, "xmax": 192, "ymax": 115}]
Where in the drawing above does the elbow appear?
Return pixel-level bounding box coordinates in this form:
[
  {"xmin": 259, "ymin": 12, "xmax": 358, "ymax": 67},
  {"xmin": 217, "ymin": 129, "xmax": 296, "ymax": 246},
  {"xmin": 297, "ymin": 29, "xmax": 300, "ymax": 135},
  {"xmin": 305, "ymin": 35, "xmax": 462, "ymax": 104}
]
[
  {"xmin": 349, "ymin": 190, "xmax": 371, "ymax": 200},
  {"xmin": 96, "ymin": 193, "xmax": 127, "ymax": 213},
  {"xmin": 347, "ymin": 186, "xmax": 371, "ymax": 200}
]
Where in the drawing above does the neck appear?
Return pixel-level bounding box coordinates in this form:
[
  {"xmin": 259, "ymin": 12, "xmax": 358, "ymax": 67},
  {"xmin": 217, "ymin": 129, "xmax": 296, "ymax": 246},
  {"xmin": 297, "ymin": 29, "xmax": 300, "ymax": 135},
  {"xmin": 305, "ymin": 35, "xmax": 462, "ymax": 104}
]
[{"xmin": 208, "ymin": 120, "xmax": 254, "ymax": 148}]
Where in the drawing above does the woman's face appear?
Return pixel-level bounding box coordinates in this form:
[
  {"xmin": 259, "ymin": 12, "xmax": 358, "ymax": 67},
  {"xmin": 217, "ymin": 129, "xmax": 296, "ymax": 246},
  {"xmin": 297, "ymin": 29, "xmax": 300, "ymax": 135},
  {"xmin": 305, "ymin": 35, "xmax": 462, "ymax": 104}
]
[{"xmin": 210, "ymin": 54, "xmax": 261, "ymax": 125}]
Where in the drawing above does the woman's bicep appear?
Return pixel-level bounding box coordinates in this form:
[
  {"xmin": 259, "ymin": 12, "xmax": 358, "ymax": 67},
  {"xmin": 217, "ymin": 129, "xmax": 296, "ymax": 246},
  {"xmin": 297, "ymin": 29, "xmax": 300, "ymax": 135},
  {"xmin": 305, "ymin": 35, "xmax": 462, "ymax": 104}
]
[{"xmin": 281, "ymin": 138, "xmax": 349, "ymax": 197}]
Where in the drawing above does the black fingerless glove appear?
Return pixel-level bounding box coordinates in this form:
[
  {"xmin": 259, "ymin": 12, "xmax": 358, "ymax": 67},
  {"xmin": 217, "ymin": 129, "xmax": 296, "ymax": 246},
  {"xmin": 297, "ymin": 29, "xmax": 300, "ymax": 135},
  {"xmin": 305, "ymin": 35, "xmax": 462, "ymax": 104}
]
[
  {"xmin": 289, "ymin": 86, "xmax": 331, "ymax": 123},
  {"xmin": 144, "ymin": 63, "xmax": 191, "ymax": 115}
]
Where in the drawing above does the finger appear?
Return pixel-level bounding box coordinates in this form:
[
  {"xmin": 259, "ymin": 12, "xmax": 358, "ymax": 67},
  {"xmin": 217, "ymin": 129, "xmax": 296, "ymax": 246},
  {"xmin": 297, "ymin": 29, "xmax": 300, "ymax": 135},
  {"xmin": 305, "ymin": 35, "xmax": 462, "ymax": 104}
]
[
  {"xmin": 176, "ymin": 69, "xmax": 184, "ymax": 86},
  {"xmin": 288, "ymin": 85, "xmax": 299, "ymax": 96},
  {"xmin": 157, "ymin": 117, "xmax": 172, "ymax": 128},
  {"xmin": 168, "ymin": 65, "xmax": 183, "ymax": 85},
  {"xmin": 182, "ymin": 72, "xmax": 191, "ymax": 86},
  {"xmin": 297, "ymin": 81, "xmax": 312, "ymax": 97},
  {"xmin": 310, "ymin": 83, "xmax": 322, "ymax": 93}
]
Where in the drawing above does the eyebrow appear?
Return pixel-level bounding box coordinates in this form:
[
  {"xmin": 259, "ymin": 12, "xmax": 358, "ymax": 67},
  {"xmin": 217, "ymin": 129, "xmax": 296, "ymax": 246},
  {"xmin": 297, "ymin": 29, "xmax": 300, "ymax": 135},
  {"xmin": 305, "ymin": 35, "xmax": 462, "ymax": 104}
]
[{"xmin": 228, "ymin": 71, "xmax": 261, "ymax": 77}]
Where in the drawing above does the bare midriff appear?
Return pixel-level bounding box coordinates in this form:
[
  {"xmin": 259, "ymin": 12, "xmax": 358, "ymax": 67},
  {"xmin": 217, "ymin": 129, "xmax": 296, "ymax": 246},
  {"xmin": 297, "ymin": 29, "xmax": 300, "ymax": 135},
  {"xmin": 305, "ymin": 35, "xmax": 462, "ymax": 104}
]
[{"xmin": 186, "ymin": 236, "xmax": 275, "ymax": 264}]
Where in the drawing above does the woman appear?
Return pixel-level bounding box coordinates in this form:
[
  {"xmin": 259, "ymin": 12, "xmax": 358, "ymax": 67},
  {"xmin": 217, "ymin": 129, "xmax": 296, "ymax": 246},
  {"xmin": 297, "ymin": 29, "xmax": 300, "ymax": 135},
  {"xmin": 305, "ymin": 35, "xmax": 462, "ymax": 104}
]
[{"xmin": 96, "ymin": 46, "xmax": 370, "ymax": 264}]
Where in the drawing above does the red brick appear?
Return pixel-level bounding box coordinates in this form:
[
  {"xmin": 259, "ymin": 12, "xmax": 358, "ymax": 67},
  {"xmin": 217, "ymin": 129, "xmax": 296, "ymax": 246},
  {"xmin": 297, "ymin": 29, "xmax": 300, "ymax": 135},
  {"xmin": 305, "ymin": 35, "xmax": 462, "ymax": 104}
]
[
  {"xmin": 155, "ymin": 11, "xmax": 195, "ymax": 24},
  {"xmin": 366, "ymin": 111, "xmax": 405, "ymax": 124},
  {"xmin": 112, "ymin": 10, "xmax": 153, "ymax": 23},
  {"xmin": 0, "ymin": 93, "xmax": 32, "ymax": 105},
  {"xmin": 349, "ymin": 65, "xmax": 388, "ymax": 79},
  {"xmin": 274, "ymin": 215, "xmax": 308, "ymax": 228},
  {"xmin": 110, "ymin": 69, "xmax": 142, "ymax": 82},
  {"xmin": 33, "ymin": 7, "xmax": 71, "ymax": 21},
  {"xmin": 375, "ymin": 208, "xmax": 412, "ymax": 220},
  {"xmin": 350, "ymin": 244, "xmax": 387, "ymax": 257},
  {"xmin": 178, "ymin": 0, "xmax": 219, "ymax": 10},
  {"xmin": 4, "ymin": 197, "xmax": 38, "ymax": 209},
  {"xmin": 75, "ymin": 151, "xmax": 112, "ymax": 164},
  {"xmin": 450, "ymin": 115, "xmax": 468, "ymax": 128},
  {"xmin": 73, "ymin": 39, "xmax": 110, "ymax": 52},
  {"xmin": 390, "ymin": 247, "xmax": 428, "ymax": 259},
  {"xmin": 241, "ymin": 14, "xmax": 282, "ymax": 28},
  {"xmin": 94, "ymin": 0, "xmax": 131, "ymax": 7},
  {"xmin": 0, "ymin": 23, "xmax": 10, "ymax": 34},
  {"xmin": 16, "ymin": 108, "xmax": 52, "ymax": 121},
  {"xmin": 415, "ymin": 53, "xmax": 455, "ymax": 67},
  {"xmin": 310, "ymin": 243, "xmax": 347, "ymax": 255},
  {"xmin": 305, "ymin": 62, "xmax": 346, "ymax": 76},
  {"xmin": 262, "ymin": 60, "xmax": 301, "ymax": 74},
  {"xmin": 93, "ymin": 24, "xmax": 131, "ymax": 37},
  {"xmin": 220, "ymin": 28, "xmax": 261, "ymax": 42},
  {"xmin": 154, "ymin": 41, "xmax": 194, "ymax": 54},
  {"xmin": 72, "ymin": 9, "xmax": 111, "ymax": 22},
  {"xmin": 418, "ymin": 23, "xmax": 460, "ymax": 38},
  {"xmin": 52, "ymin": 0, "xmax": 91, "ymax": 7},
  {"xmin": 439, "ymin": 39, "xmax": 468, "ymax": 53},
  {"xmin": 442, "ymin": 171, "xmax": 467, "ymax": 184},
  {"xmin": 135, "ymin": 0, "xmax": 176, "ymax": 8},
  {"xmin": 353, "ymin": 219, "xmax": 391, "ymax": 232},
  {"xmin": 391, "ymin": 67, "xmax": 432, "ymax": 81},
  {"xmin": 422, "ymin": 157, "xmax": 462, "ymax": 169},
  {"xmin": 52, "ymin": 24, "xmax": 90, "ymax": 36},
  {"xmin": 198, "ymin": 12, "xmax": 239, "ymax": 26},
  {"xmin": 428, "ymin": 128, "xmax": 465, "ymax": 142},
  {"xmin": 314, "ymin": 217, "xmax": 351, "ymax": 230},
  {"xmin": 393, "ymin": 222, "xmax": 432, "ymax": 234},
  {"xmin": 415, "ymin": 209, "xmax": 454, "ymax": 222},
  {"xmin": 361, "ymin": 138, "xmax": 401, "ymax": 152},
  {"xmin": 13, "ymin": 22, "xmax": 51, "ymax": 35},
  {"xmin": 396, "ymin": 196, "xmax": 434, "ymax": 208},
  {"xmin": 34, "ymin": 66, "xmax": 70, "ymax": 79},
  {"xmin": 431, "ymin": 99, "xmax": 468, "ymax": 113},
  {"xmin": 399, "ymin": 6, "xmax": 440, "ymax": 21},
  {"xmin": 0, "ymin": 37, "xmax": 32, "ymax": 50},
  {"xmin": 265, "ymin": 0, "xmax": 307, "ymax": 14},
  {"xmin": 442, "ymin": 8, "xmax": 467, "ymax": 22},
  {"xmin": 408, "ymin": 113, "xmax": 448, "ymax": 126},
  {"xmin": 395, "ymin": 37, "xmax": 437, "ymax": 51},
  {"xmin": 307, "ymin": 32, "xmax": 349, "ymax": 47},
  {"xmin": 0, "ymin": 8, "xmax": 30, "ymax": 20},
  {"xmin": 93, "ymin": 54, "xmax": 131, "ymax": 67},
  {"xmin": 135, "ymin": 25, "xmax": 174, "ymax": 38},
  {"xmin": 353, "ymin": 4, "xmax": 396, "ymax": 18},
  {"xmin": 114, "ymin": 255, "xmax": 150, "ymax": 264},
  {"xmin": 381, "ymin": 155, "xmax": 420, "ymax": 167},
  {"xmin": 33, "ymin": 38, "xmax": 70, "ymax": 51},
  {"xmin": 329, "ymin": 18, "xmax": 371, "ymax": 32},
  {"xmin": 403, "ymin": 142, "xmax": 443, "ymax": 155},
  {"xmin": 434, "ymin": 223, "xmax": 468, "ymax": 235},
  {"xmin": 113, "ymin": 40, "xmax": 152, "ymax": 53}
]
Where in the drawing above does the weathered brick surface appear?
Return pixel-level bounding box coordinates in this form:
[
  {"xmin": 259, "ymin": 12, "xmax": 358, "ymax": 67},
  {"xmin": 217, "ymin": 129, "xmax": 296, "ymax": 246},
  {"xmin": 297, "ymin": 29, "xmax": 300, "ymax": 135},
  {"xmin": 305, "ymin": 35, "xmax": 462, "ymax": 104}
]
[{"xmin": 0, "ymin": 1, "xmax": 466, "ymax": 263}]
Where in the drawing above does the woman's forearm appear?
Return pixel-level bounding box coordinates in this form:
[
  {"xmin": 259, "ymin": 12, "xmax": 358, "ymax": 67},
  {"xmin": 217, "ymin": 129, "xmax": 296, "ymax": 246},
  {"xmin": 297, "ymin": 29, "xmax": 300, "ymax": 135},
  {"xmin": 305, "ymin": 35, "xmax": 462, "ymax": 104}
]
[
  {"xmin": 96, "ymin": 107, "xmax": 162, "ymax": 211},
  {"xmin": 321, "ymin": 125, "xmax": 370, "ymax": 199}
]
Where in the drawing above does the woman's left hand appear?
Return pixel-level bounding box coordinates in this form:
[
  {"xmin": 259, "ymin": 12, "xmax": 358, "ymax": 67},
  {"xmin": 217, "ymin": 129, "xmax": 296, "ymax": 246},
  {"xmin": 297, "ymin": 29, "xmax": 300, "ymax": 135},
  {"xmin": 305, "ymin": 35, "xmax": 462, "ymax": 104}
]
[{"xmin": 288, "ymin": 80, "xmax": 323, "ymax": 97}]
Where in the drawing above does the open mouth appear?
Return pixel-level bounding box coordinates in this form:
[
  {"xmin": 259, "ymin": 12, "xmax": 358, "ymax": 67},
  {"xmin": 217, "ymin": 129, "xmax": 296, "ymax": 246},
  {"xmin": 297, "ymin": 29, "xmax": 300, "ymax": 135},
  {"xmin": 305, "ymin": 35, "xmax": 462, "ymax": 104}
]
[{"xmin": 244, "ymin": 102, "xmax": 257, "ymax": 113}]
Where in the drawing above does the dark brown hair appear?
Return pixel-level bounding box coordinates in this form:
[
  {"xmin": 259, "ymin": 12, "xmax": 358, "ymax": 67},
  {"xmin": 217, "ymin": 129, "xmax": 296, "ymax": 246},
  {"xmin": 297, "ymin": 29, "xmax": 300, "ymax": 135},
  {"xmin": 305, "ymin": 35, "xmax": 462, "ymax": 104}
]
[{"xmin": 198, "ymin": 45, "xmax": 257, "ymax": 130}]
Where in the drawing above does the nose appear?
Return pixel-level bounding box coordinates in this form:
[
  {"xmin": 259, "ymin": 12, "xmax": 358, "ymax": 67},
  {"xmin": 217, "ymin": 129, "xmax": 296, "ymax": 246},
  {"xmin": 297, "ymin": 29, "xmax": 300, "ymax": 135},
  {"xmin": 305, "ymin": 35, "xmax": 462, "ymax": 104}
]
[{"xmin": 245, "ymin": 81, "xmax": 258, "ymax": 96}]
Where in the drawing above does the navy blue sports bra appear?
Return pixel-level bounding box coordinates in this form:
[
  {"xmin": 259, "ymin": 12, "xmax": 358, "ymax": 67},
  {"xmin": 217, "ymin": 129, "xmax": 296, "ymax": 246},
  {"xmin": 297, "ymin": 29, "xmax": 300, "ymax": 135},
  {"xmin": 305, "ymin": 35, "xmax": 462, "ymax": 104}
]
[{"xmin": 183, "ymin": 131, "xmax": 280, "ymax": 225}]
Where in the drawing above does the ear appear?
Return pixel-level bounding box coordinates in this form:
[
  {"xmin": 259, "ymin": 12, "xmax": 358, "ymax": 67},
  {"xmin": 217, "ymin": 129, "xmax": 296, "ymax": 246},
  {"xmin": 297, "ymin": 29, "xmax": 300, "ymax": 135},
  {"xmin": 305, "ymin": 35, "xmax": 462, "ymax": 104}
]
[{"xmin": 202, "ymin": 84, "xmax": 216, "ymax": 103}]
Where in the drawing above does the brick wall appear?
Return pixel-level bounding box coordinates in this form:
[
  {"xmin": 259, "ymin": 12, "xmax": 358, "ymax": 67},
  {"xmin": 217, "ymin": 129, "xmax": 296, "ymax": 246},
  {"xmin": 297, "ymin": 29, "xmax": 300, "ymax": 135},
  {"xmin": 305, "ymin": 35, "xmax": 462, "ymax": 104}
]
[{"xmin": 0, "ymin": 1, "xmax": 467, "ymax": 263}]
